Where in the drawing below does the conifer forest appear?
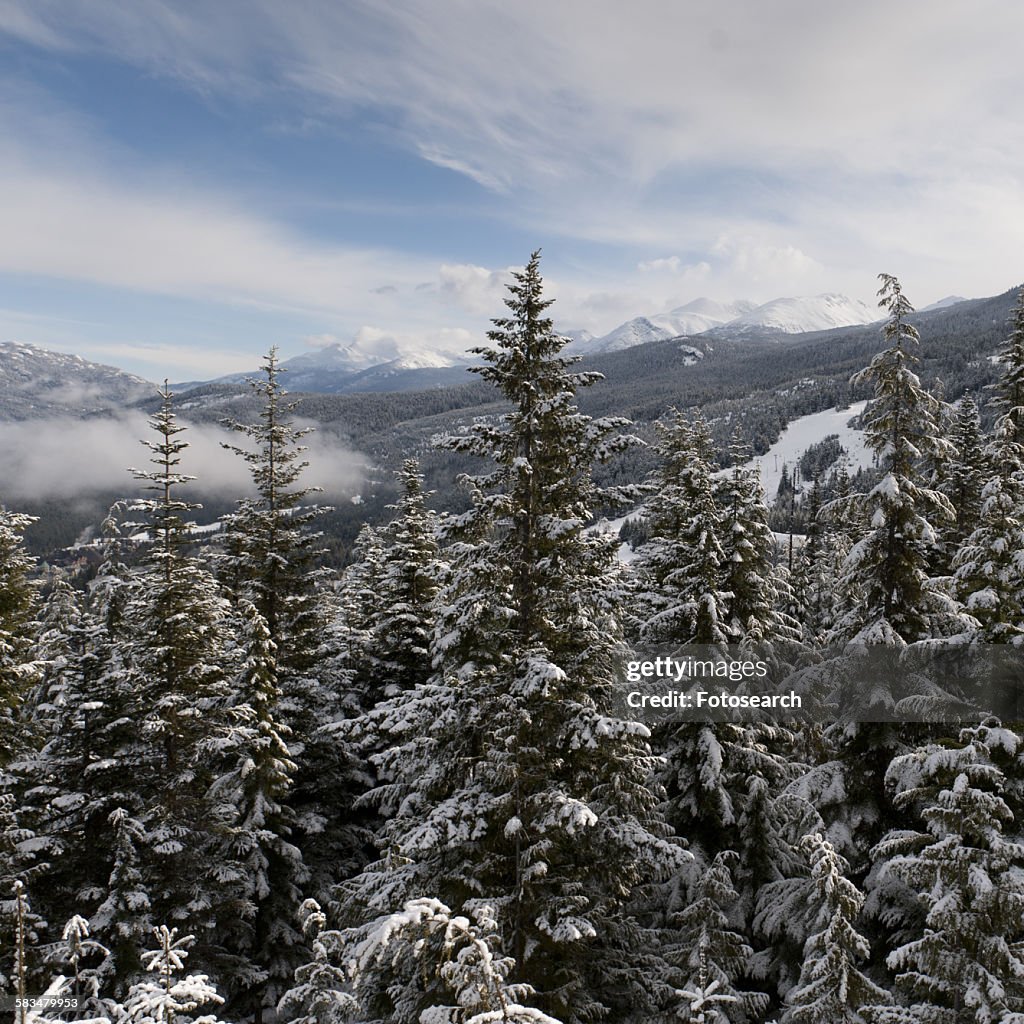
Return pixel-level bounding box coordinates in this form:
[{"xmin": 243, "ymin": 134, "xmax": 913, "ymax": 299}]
[{"xmin": 5, "ymin": 254, "xmax": 1024, "ymax": 1024}]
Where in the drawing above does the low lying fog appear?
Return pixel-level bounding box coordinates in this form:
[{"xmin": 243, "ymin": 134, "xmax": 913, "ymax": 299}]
[{"xmin": 0, "ymin": 412, "xmax": 366, "ymax": 502}]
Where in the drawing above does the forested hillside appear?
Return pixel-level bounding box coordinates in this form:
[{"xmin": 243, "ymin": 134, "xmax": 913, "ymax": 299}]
[{"xmin": 3, "ymin": 258, "xmax": 1024, "ymax": 1023}]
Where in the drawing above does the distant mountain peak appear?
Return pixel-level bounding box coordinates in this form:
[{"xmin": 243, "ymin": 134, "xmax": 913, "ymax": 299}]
[
  {"xmin": 920, "ymin": 295, "xmax": 968, "ymax": 312},
  {"xmin": 570, "ymin": 292, "xmax": 877, "ymax": 355},
  {"xmin": 0, "ymin": 340, "xmax": 153, "ymax": 421}
]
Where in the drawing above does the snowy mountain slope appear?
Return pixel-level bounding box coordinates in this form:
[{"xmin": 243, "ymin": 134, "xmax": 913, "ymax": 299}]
[
  {"xmin": 174, "ymin": 337, "xmax": 470, "ymax": 393},
  {"xmin": 920, "ymin": 295, "xmax": 968, "ymax": 312},
  {"xmin": 722, "ymin": 294, "xmax": 877, "ymax": 334},
  {"xmin": 0, "ymin": 341, "xmax": 153, "ymax": 420},
  {"xmin": 573, "ymin": 293, "xmax": 877, "ymax": 355},
  {"xmin": 746, "ymin": 401, "xmax": 872, "ymax": 500}
]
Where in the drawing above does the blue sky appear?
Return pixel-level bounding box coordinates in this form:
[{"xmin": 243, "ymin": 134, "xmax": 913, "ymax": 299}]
[{"xmin": 1, "ymin": 0, "xmax": 1023, "ymax": 380}]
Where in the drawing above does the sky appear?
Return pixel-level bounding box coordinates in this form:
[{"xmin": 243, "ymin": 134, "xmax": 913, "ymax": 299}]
[{"xmin": 1, "ymin": 0, "xmax": 1023, "ymax": 381}]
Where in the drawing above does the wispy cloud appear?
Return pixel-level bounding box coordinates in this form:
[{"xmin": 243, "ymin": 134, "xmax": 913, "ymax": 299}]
[{"xmin": 1, "ymin": 0, "xmax": 1023, "ymax": 365}]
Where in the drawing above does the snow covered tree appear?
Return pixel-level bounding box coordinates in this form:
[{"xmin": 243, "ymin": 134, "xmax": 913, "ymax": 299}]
[
  {"xmin": 91, "ymin": 808, "xmax": 152, "ymax": 992},
  {"xmin": 41, "ymin": 913, "xmax": 112, "ymax": 1020},
  {"xmin": 342, "ymin": 251, "xmax": 684, "ymax": 1024},
  {"xmin": 205, "ymin": 600, "xmax": 305, "ymax": 1022},
  {"xmin": 869, "ymin": 727, "xmax": 1024, "ymax": 1023},
  {"xmin": 953, "ymin": 295, "xmax": 1024, "ymax": 643},
  {"xmin": 370, "ymin": 460, "xmax": 441, "ymax": 699},
  {"xmin": 0, "ymin": 505, "xmax": 39, "ymax": 765},
  {"xmin": 218, "ymin": 350, "xmax": 363, "ymax": 907},
  {"xmin": 665, "ymin": 851, "xmax": 766, "ymax": 1023},
  {"xmin": 218, "ymin": 348, "xmax": 325, "ymax": 675},
  {"xmin": 938, "ymin": 395, "xmax": 988, "ymax": 557},
  {"xmin": 718, "ymin": 437, "xmax": 799, "ymax": 646},
  {"xmin": 123, "ymin": 385, "xmax": 233, "ymax": 948},
  {"xmin": 119, "ymin": 926, "xmax": 226, "ymax": 1024},
  {"xmin": 780, "ymin": 834, "xmax": 890, "ymax": 1024},
  {"xmin": 636, "ymin": 411, "xmax": 731, "ymax": 646},
  {"xmin": 829, "ymin": 274, "xmax": 960, "ymax": 644},
  {"xmin": 333, "ymin": 897, "xmax": 565, "ymax": 1024},
  {"xmin": 277, "ymin": 900, "xmax": 354, "ymax": 1024},
  {"xmin": 991, "ymin": 286, "xmax": 1024, "ymax": 447}
]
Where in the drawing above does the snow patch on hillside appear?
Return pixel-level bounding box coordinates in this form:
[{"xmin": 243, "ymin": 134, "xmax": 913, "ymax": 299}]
[{"xmin": 749, "ymin": 401, "xmax": 872, "ymax": 500}]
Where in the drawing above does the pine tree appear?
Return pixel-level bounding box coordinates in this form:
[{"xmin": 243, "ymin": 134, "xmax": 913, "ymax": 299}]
[
  {"xmin": 636, "ymin": 411, "xmax": 731, "ymax": 647},
  {"xmin": 119, "ymin": 926, "xmax": 226, "ymax": 1024},
  {"xmin": 371, "ymin": 460, "xmax": 441, "ymax": 699},
  {"xmin": 991, "ymin": 286, "xmax": 1024, "ymax": 447},
  {"xmin": 124, "ymin": 385, "xmax": 233, "ymax": 949},
  {"xmin": 0, "ymin": 505, "xmax": 39, "ymax": 766},
  {"xmin": 939, "ymin": 395, "xmax": 988, "ymax": 556},
  {"xmin": 206, "ymin": 600, "xmax": 305, "ymax": 1022},
  {"xmin": 218, "ymin": 348, "xmax": 325, "ymax": 675},
  {"xmin": 276, "ymin": 900, "xmax": 354, "ymax": 1024},
  {"xmin": 91, "ymin": 808, "xmax": 152, "ymax": 992},
  {"xmin": 781, "ymin": 834, "xmax": 890, "ymax": 1024},
  {"xmin": 665, "ymin": 851, "xmax": 766, "ymax": 1023},
  {"xmin": 830, "ymin": 274, "xmax": 961, "ymax": 644},
  {"xmin": 218, "ymin": 349, "xmax": 364, "ymax": 906},
  {"xmin": 954, "ymin": 292, "xmax": 1024, "ymax": 643},
  {"xmin": 718, "ymin": 437, "xmax": 799, "ymax": 646},
  {"xmin": 342, "ymin": 251, "xmax": 684, "ymax": 1024},
  {"xmin": 870, "ymin": 727, "xmax": 1024, "ymax": 1023}
]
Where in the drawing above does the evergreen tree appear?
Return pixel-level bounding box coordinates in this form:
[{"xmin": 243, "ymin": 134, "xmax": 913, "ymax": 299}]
[
  {"xmin": 990, "ymin": 286, "xmax": 1024, "ymax": 447},
  {"xmin": 342, "ymin": 251, "xmax": 684, "ymax": 1024},
  {"xmin": 218, "ymin": 349, "xmax": 364, "ymax": 906},
  {"xmin": 718, "ymin": 437, "xmax": 799, "ymax": 645},
  {"xmin": 954, "ymin": 294, "xmax": 1024, "ymax": 643},
  {"xmin": 371, "ymin": 460, "xmax": 441, "ymax": 699},
  {"xmin": 830, "ymin": 274, "xmax": 961, "ymax": 644},
  {"xmin": 868, "ymin": 724, "xmax": 1024, "ymax": 1019},
  {"xmin": 206, "ymin": 600, "xmax": 305, "ymax": 1022},
  {"xmin": 665, "ymin": 851, "xmax": 766, "ymax": 1023},
  {"xmin": 119, "ymin": 926, "xmax": 226, "ymax": 1024},
  {"xmin": 635, "ymin": 411, "xmax": 731, "ymax": 647},
  {"xmin": 276, "ymin": 900, "xmax": 353, "ymax": 1024},
  {"xmin": 870, "ymin": 727, "xmax": 1024, "ymax": 1023},
  {"xmin": 218, "ymin": 348, "xmax": 325, "ymax": 675},
  {"xmin": 0, "ymin": 505, "xmax": 39, "ymax": 766},
  {"xmin": 91, "ymin": 808, "xmax": 153, "ymax": 992},
  {"xmin": 781, "ymin": 834, "xmax": 890, "ymax": 1024},
  {"xmin": 939, "ymin": 395, "xmax": 988, "ymax": 557},
  {"xmin": 124, "ymin": 385, "xmax": 233, "ymax": 950}
]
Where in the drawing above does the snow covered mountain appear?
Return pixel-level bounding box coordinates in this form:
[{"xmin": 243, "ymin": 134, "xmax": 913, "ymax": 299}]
[
  {"xmin": 573, "ymin": 293, "xmax": 878, "ymax": 354},
  {"xmin": 174, "ymin": 337, "xmax": 471, "ymax": 394},
  {"xmin": 0, "ymin": 341, "xmax": 153, "ymax": 420},
  {"xmin": 723, "ymin": 293, "xmax": 877, "ymax": 334},
  {"xmin": 920, "ymin": 295, "xmax": 968, "ymax": 312}
]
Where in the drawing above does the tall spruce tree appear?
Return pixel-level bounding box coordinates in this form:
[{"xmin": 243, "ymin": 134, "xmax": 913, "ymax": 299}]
[
  {"xmin": 0, "ymin": 505, "xmax": 39, "ymax": 766},
  {"xmin": 954, "ymin": 291, "xmax": 1024, "ymax": 643},
  {"xmin": 341, "ymin": 251, "xmax": 684, "ymax": 1024},
  {"xmin": 871, "ymin": 726, "xmax": 1024, "ymax": 1022},
  {"xmin": 219, "ymin": 349, "xmax": 366, "ymax": 906},
  {"xmin": 718, "ymin": 437, "xmax": 799, "ymax": 646},
  {"xmin": 123, "ymin": 385, "xmax": 234, "ymax": 969},
  {"xmin": 635, "ymin": 411, "xmax": 731, "ymax": 647},
  {"xmin": 830, "ymin": 274, "xmax": 961, "ymax": 645},
  {"xmin": 206, "ymin": 600, "xmax": 305, "ymax": 1023},
  {"xmin": 781, "ymin": 834, "xmax": 890, "ymax": 1024}
]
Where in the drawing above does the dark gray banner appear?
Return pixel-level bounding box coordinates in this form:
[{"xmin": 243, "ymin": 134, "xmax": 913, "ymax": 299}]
[{"xmin": 613, "ymin": 644, "xmax": 1024, "ymax": 724}]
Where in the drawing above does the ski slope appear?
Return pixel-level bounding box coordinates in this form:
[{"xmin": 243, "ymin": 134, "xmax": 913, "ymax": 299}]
[{"xmin": 750, "ymin": 400, "xmax": 871, "ymax": 500}]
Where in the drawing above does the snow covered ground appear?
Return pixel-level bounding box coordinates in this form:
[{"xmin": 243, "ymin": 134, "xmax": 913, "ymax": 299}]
[
  {"xmin": 592, "ymin": 401, "xmax": 873, "ymax": 561},
  {"xmin": 748, "ymin": 400, "xmax": 872, "ymax": 500}
]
